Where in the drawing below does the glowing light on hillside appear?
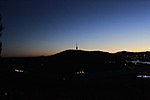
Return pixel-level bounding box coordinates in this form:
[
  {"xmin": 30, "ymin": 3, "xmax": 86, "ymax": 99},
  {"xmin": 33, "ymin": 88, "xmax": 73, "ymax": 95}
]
[
  {"xmin": 77, "ymin": 70, "xmax": 85, "ymax": 75},
  {"xmin": 15, "ymin": 69, "xmax": 24, "ymax": 73}
]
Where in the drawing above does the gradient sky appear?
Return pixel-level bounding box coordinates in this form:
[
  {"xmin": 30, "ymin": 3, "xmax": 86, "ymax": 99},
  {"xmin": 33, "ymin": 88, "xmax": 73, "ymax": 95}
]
[{"xmin": 1, "ymin": 0, "xmax": 150, "ymax": 57}]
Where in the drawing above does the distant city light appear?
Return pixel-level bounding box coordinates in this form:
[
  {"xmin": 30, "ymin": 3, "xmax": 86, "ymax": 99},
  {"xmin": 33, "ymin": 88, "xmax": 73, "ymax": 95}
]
[
  {"xmin": 4, "ymin": 92, "xmax": 8, "ymax": 96},
  {"xmin": 137, "ymin": 75, "xmax": 150, "ymax": 78},
  {"xmin": 82, "ymin": 71, "xmax": 84, "ymax": 74},
  {"xmin": 15, "ymin": 69, "xmax": 24, "ymax": 73},
  {"xmin": 131, "ymin": 60, "xmax": 150, "ymax": 65},
  {"xmin": 137, "ymin": 75, "xmax": 142, "ymax": 78},
  {"xmin": 77, "ymin": 70, "xmax": 85, "ymax": 75},
  {"xmin": 143, "ymin": 75, "xmax": 150, "ymax": 78}
]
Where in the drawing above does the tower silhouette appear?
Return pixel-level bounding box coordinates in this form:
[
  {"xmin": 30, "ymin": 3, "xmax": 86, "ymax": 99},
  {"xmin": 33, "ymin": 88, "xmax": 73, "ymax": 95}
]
[{"xmin": 76, "ymin": 42, "xmax": 78, "ymax": 50}]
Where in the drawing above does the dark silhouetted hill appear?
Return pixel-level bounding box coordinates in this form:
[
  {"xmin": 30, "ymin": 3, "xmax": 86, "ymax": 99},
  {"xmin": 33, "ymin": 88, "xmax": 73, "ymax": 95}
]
[
  {"xmin": 45, "ymin": 49, "xmax": 126, "ymax": 80},
  {"xmin": 115, "ymin": 51, "xmax": 150, "ymax": 61},
  {"xmin": 2, "ymin": 49, "xmax": 150, "ymax": 80}
]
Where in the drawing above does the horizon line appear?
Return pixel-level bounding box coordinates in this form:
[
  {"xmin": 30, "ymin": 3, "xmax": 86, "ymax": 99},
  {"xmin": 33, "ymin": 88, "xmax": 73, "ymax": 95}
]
[{"xmin": 1, "ymin": 49, "xmax": 150, "ymax": 58}]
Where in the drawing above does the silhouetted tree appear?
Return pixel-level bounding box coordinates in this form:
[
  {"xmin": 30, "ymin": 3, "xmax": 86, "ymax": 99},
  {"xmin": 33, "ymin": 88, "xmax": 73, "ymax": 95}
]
[
  {"xmin": 0, "ymin": 14, "xmax": 3, "ymax": 57},
  {"xmin": 0, "ymin": 14, "xmax": 2, "ymax": 33}
]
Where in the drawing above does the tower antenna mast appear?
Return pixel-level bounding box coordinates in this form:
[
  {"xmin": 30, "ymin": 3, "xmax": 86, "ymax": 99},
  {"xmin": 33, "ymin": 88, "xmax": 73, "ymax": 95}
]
[{"xmin": 76, "ymin": 42, "xmax": 78, "ymax": 50}]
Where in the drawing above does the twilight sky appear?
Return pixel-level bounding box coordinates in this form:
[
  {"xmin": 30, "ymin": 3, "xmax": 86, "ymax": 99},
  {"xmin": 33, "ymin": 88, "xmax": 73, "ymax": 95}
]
[{"xmin": 1, "ymin": 0, "xmax": 150, "ymax": 57}]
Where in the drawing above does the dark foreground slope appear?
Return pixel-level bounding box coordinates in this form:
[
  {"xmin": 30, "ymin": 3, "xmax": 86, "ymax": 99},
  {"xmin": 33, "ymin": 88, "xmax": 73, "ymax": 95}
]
[
  {"xmin": 0, "ymin": 49, "xmax": 127, "ymax": 81},
  {"xmin": 1, "ymin": 50, "xmax": 150, "ymax": 99}
]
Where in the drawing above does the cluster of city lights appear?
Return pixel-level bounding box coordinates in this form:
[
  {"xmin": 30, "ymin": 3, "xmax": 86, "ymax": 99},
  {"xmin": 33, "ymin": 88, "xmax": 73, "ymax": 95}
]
[
  {"xmin": 15, "ymin": 69, "xmax": 24, "ymax": 73},
  {"xmin": 77, "ymin": 70, "xmax": 85, "ymax": 75},
  {"xmin": 137, "ymin": 75, "xmax": 150, "ymax": 78}
]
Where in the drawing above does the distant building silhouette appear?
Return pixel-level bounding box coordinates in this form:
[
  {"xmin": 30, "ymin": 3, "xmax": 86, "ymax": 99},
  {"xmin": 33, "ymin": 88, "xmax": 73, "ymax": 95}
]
[{"xmin": 76, "ymin": 42, "xmax": 78, "ymax": 50}]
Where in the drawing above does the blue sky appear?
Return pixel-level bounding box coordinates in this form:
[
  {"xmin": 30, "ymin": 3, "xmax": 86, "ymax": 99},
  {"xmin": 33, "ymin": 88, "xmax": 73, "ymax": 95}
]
[{"xmin": 1, "ymin": 0, "xmax": 150, "ymax": 57}]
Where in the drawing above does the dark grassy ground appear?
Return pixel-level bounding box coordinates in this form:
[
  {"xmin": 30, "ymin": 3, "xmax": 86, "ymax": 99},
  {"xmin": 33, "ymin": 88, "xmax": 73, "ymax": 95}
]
[{"xmin": 1, "ymin": 78, "xmax": 150, "ymax": 100}]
